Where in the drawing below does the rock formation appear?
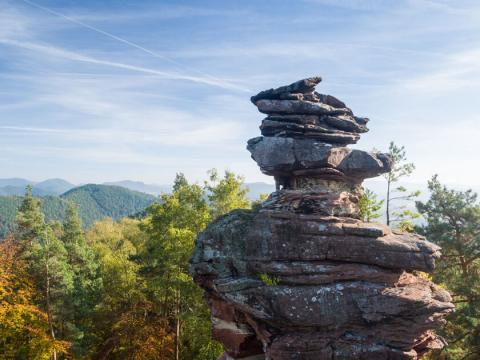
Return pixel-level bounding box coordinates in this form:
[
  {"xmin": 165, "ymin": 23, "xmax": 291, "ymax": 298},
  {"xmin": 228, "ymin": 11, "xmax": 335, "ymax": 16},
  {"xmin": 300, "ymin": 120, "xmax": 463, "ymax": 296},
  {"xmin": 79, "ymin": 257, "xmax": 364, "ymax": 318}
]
[{"xmin": 190, "ymin": 77, "xmax": 453, "ymax": 359}]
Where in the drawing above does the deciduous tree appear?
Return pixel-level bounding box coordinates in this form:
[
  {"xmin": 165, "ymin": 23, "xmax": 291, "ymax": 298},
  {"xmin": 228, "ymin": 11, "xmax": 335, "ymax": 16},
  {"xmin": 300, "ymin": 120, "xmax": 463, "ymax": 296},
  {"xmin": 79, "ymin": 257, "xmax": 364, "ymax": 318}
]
[{"xmin": 0, "ymin": 236, "xmax": 69, "ymax": 359}]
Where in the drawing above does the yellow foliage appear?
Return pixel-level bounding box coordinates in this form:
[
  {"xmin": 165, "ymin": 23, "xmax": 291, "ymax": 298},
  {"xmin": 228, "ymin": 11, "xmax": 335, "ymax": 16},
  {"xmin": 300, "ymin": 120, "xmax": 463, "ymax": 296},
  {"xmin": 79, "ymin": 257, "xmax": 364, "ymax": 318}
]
[{"xmin": 0, "ymin": 236, "xmax": 70, "ymax": 359}]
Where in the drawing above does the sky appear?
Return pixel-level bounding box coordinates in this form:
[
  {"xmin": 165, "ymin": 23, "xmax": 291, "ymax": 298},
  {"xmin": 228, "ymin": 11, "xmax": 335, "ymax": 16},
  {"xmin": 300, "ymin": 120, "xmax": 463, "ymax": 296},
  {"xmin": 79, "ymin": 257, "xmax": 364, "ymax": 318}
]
[{"xmin": 0, "ymin": 0, "xmax": 479, "ymax": 187}]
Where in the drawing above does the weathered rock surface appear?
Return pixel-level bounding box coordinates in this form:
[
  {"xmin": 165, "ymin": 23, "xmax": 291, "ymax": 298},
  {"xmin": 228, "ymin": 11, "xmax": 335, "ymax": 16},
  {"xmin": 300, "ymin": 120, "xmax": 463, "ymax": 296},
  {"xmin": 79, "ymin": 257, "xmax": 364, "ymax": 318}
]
[
  {"xmin": 256, "ymin": 99, "xmax": 351, "ymax": 117},
  {"xmin": 250, "ymin": 77, "xmax": 323, "ymax": 104},
  {"xmin": 247, "ymin": 136, "xmax": 392, "ymax": 181},
  {"xmin": 246, "ymin": 211, "xmax": 440, "ymax": 272},
  {"xmin": 190, "ymin": 77, "xmax": 453, "ymax": 359}
]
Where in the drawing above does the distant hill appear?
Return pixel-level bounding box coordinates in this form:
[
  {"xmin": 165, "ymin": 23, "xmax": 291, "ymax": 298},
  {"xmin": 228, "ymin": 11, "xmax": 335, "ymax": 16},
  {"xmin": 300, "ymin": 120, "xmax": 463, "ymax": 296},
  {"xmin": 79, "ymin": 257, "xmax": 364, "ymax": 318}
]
[
  {"xmin": 62, "ymin": 184, "xmax": 157, "ymax": 227},
  {"xmin": 0, "ymin": 177, "xmax": 275, "ymax": 199},
  {"xmin": 104, "ymin": 180, "xmax": 276, "ymax": 200},
  {"xmin": 35, "ymin": 178, "xmax": 75, "ymax": 195},
  {"xmin": 244, "ymin": 182, "xmax": 275, "ymax": 200},
  {"xmin": 0, "ymin": 178, "xmax": 75, "ymax": 196},
  {"xmin": 104, "ymin": 180, "xmax": 170, "ymax": 195},
  {"xmin": 0, "ymin": 184, "xmax": 157, "ymax": 238},
  {"xmin": 0, "ymin": 178, "xmax": 32, "ymax": 188}
]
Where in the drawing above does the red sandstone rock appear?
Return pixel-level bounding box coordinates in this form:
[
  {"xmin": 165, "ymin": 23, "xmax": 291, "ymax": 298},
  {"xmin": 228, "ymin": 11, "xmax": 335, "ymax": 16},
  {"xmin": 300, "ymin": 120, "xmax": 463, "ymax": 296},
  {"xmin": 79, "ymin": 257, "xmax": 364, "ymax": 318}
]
[{"xmin": 190, "ymin": 77, "xmax": 453, "ymax": 360}]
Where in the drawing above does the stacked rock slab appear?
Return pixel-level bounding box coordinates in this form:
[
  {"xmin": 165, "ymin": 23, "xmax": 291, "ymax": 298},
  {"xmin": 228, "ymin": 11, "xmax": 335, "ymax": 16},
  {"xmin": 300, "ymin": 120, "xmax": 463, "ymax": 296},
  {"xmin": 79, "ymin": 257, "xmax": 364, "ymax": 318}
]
[{"xmin": 190, "ymin": 77, "xmax": 453, "ymax": 360}]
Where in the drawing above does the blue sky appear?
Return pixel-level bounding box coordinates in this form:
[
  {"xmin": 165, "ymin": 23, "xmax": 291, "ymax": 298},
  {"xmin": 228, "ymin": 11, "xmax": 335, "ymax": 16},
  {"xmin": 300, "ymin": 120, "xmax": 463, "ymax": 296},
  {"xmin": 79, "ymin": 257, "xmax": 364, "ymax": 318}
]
[{"xmin": 0, "ymin": 0, "xmax": 479, "ymax": 186}]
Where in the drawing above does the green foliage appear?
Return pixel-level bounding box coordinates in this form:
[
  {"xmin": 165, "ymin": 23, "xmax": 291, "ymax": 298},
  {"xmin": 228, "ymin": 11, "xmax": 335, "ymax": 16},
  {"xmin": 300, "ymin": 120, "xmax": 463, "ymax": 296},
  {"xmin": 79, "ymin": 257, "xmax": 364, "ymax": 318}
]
[
  {"xmin": 251, "ymin": 193, "xmax": 269, "ymax": 211},
  {"xmin": 0, "ymin": 184, "xmax": 157, "ymax": 238},
  {"xmin": 62, "ymin": 184, "xmax": 156, "ymax": 227},
  {"xmin": 417, "ymin": 176, "xmax": 480, "ymax": 359},
  {"xmin": 139, "ymin": 173, "xmax": 218, "ymax": 359},
  {"xmin": 383, "ymin": 142, "xmax": 420, "ymax": 229},
  {"xmin": 61, "ymin": 202, "xmax": 102, "ymax": 357},
  {"xmin": 205, "ymin": 169, "xmax": 250, "ymax": 219},
  {"xmin": 15, "ymin": 185, "xmax": 45, "ymax": 246},
  {"xmin": 85, "ymin": 218, "xmax": 173, "ymax": 359},
  {"xmin": 392, "ymin": 208, "xmax": 421, "ymax": 232},
  {"xmin": 358, "ymin": 188, "xmax": 384, "ymax": 222},
  {"xmin": 384, "ymin": 142, "xmax": 416, "ymax": 184},
  {"xmin": 258, "ymin": 273, "xmax": 280, "ymax": 286},
  {"xmin": 0, "ymin": 196, "xmax": 22, "ymax": 238},
  {"xmin": 15, "ymin": 190, "xmax": 74, "ymax": 359}
]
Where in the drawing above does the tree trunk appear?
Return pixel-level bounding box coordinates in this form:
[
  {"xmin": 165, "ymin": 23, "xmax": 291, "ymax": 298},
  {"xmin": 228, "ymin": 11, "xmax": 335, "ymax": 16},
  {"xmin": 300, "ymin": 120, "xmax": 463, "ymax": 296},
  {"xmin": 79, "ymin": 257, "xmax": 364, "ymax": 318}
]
[
  {"xmin": 386, "ymin": 178, "xmax": 391, "ymax": 226},
  {"xmin": 459, "ymin": 255, "xmax": 469, "ymax": 279},
  {"xmin": 175, "ymin": 289, "xmax": 181, "ymax": 360},
  {"xmin": 45, "ymin": 250, "xmax": 57, "ymax": 360}
]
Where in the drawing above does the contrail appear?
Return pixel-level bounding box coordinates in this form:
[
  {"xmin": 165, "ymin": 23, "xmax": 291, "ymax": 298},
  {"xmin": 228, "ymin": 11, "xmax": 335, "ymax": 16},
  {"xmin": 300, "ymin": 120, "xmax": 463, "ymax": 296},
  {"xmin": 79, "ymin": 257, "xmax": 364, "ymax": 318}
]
[
  {"xmin": 0, "ymin": 38, "xmax": 247, "ymax": 90},
  {"xmin": 20, "ymin": 0, "xmax": 250, "ymax": 92}
]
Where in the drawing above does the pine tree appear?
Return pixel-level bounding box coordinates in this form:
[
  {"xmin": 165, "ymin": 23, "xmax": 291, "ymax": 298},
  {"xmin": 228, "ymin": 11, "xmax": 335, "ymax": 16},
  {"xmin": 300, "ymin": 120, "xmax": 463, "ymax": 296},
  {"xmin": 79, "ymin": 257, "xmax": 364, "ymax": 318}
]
[
  {"xmin": 358, "ymin": 188, "xmax": 384, "ymax": 222},
  {"xmin": 417, "ymin": 176, "xmax": 480, "ymax": 359},
  {"xmin": 29, "ymin": 225, "xmax": 74, "ymax": 360},
  {"xmin": 61, "ymin": 202, "xmax": 101, "ymax": 356},
  {"xmin": 15, "ymin": 185, "xmax": 44, "ymax": 249},
  {"xmin": 383, "ymin": 142, "xmax": 420, "ymax": 230}
]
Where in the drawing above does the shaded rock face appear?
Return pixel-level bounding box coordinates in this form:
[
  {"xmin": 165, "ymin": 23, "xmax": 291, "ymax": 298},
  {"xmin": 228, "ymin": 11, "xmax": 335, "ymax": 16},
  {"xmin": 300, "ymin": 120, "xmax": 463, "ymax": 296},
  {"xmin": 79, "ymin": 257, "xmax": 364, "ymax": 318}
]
[{"xmin": 190, "ymin": 77, "xmax": 453, "ymax": 360}]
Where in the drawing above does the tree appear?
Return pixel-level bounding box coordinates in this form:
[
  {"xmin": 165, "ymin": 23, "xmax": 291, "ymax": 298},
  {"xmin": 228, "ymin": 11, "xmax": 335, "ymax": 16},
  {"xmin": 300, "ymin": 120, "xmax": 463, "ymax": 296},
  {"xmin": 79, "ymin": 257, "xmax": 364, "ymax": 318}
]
[
  {"xmin": 0, "ymin": 236, "xmax": 69, "ymax": 359},
  {"xmin": 14, "ymin": 187, "xmax": 73, "ymax": 359},
  {"xmin": 417, "ymin": 176, "xmax": 480, "ymax": 359},
  {"xmin": 139, "ymin": 174, "xmax": 215, "ymax": 359},
  {"xmin": 32, "ymin": 225, "xmax": 74, "ymax": 360},
  {"xmin": 15, "ymin": 185, "xmax": 44, "ymax": 248},
  {"xmin": 383, "ymin": 142, "xmax": 419, "ymax": 228},
  {"xmin": 86, "ymin": 218, "xmax": 173, "ymax": 359},
  {"xmin": 137, "ymin": 171, "xmax": 251, "ymax": 359},
  {"xmin": 61, "ymin": 202, "xmax": 101, "ymax": 357},
  {"xmin": 252, "ymin": 193, "xmax": 269, "ymax": 211},
  {"xmin": 205, "ymin": 169, "xmax": 250, "ymax": 219},
  {"xmin": 358, "ymin": 188, "xmax": 384, "ymax": 222}
]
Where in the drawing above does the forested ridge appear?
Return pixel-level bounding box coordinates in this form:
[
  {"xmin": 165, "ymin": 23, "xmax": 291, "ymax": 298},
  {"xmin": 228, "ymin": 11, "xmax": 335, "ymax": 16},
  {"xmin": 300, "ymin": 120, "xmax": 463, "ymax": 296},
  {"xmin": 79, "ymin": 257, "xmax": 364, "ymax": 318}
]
[
  {"xmin": 0, "ymin": 184, "xmax": 157, "ymax": 238},
  {"xmin": 0, "ymin": 168, "xmax": 479, "ymax": 359}
]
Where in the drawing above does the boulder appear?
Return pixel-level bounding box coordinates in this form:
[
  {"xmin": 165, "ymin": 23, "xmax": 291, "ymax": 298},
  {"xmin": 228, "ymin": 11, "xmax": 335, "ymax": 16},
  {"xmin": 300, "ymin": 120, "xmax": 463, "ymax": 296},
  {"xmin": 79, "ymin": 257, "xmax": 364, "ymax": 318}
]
[{"xmin": 247, "ymin": 136, "xmax": 392, "ymax": 181}]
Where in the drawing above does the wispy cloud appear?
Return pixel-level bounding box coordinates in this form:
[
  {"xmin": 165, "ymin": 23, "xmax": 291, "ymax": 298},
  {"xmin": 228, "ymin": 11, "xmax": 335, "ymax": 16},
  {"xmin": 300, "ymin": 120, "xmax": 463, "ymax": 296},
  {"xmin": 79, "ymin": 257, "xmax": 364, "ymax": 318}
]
[
  {"xmin": 0, "ymin": 38, "xmax": 249, "ymax": 91},
  {"xmin": 0, "ymin": 119, "xmax": 245, "ymax": 148},
  {"xmin": 303, "ymin": 0, "xmax": 393, "ymax": 11},
  {"xmin": 64, "ymin": 5, "xmax": 251, "ymax": 23},
  {"xmin": 0, "ymin": 2, "xmax": 32, "ymax": 38},
  {"xmin": 18, "ymin": 0, "xmax": 251, "ymax": 92},
  {"xmin": 401, "ymin": 48, "xmax": 480, "ymax": 94}
]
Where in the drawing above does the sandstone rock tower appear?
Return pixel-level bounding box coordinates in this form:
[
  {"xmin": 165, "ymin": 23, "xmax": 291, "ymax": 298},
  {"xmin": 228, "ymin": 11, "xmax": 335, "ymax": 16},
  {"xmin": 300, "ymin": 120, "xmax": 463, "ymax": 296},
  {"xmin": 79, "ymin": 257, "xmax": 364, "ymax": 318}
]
[{"xmin": 190, "ymin": 77, "xmax": 454, "ymax": 359}]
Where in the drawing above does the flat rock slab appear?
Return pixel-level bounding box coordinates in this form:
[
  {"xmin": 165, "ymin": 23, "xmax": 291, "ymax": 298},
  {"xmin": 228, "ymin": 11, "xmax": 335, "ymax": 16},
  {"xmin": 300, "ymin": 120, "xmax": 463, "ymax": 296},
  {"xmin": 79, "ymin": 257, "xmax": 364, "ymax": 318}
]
[
  {"xmin": 265, "ymin": 114, "xmax": 369, "ymax": 134},
  {"xmin": 246, "ymin": 211, "xmax": 440, "ymax": 271},
  {"xmin": 260, "ymin": 119, "xmax": 361, "ymax": 144},
  {"xmin": 247, "ymin": 136, "xmax": 392, "ymax": 180},
  {"xmin": 255, "ymin": 99, "xmax": 352, "ymax": 116},
  {"xmin": 251, "ymin": 77, "xmax": 322, "ymax": 103},
  {"xmin": 248, "ymin": 260, "xmax": 402, "ymax": 285}
]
